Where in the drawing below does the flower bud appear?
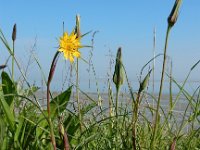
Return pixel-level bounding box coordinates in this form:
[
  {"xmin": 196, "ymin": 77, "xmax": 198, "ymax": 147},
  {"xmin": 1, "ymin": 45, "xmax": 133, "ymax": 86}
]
[
  {"xmin": 139, "ymin": 70, "xmax": 152, "ymax": 93},
  {"xmin": 75, "ymin": 15, "xmax": 81, "ymax": 38},
  {"xmin": 113, "ymin": 47, "xmax": 124, "ymax": 89},
  {"xmin": 12, "ymin": 23, "xmax": 17, "ymax": 42},
  {"xmin": 168, "ymin": 0, "xmax": 182, "ymax": 27}
]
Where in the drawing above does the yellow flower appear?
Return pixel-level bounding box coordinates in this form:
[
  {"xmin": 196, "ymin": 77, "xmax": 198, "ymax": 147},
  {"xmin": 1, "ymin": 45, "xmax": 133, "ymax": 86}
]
[{"xmin": 58, "ymin": 31, "xmax": 82, "ymax": 62}]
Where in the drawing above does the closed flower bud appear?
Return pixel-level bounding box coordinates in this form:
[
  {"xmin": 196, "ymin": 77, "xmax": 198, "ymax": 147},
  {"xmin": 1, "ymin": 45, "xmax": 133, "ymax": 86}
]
[
  {"xmin": 12, "ymin": 23, "xmax": 17, "ymax": 41},
  {"xmin": 168, "ymin": 0, "xmax": 182, "ymax": 27},
  {"xmin": 113, "ymin": 47, "xmax": 124, "ymax": 89},
  {"xmin": 75, "ymin": 15, "xmax": 81, "ymax": 38},
  {"xmin": 139, "ymin": 69, "xmax": 152, "ymax": 93}
]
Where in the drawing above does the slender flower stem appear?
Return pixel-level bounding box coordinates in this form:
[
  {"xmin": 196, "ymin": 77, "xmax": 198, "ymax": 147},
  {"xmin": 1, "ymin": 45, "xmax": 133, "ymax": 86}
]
[
  {"xmin": 151, "ymin": 25, "xmax": 171, "ymax": 148},
  {"xmin": 115, "ymin": 86, "xmax": 120, "ymax": 141},
  {"xmin": 152, "ymin": 27, "xmax": 156, "ymax": 96},
  {"xmin": 115, "ymin": 86, "xmax": 119, "ymax": 118},
  {"xmin": 76, "ymin": 58, "xmax": 82, "ymax": 132},
  {"xmin": 12, "ymin": 41, "xmax": 15, "ymax": 81},
  {"xmin": 132, "ymin": 92, "xmax": 141, "ymax": 150},
  {"xmin": 47, "ymin": 51, "xmax": 60, "ymax": 150},
  {"xmin": 11, "ymin": 24, "xmax": 16, "ymax": 81}
]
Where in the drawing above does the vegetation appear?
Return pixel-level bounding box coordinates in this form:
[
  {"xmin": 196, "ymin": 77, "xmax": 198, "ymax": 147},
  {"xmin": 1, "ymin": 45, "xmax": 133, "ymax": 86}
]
[{"xmin": 0, "ymin": 0, "xmax": 199, "ymax": 149}]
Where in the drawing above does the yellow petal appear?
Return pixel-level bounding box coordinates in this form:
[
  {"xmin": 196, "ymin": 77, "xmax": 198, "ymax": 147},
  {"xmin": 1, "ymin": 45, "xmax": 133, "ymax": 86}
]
[
  {"xmin": 58, "ymin": 48, "xmax": 64, "ymax": 52},
  {"xmin": 73, "ymin": 51, "xmax": 81, "ymax": 58},
  {"xmin": 69, "ymin": 55, "xmax": 74, "ymax": 62}
]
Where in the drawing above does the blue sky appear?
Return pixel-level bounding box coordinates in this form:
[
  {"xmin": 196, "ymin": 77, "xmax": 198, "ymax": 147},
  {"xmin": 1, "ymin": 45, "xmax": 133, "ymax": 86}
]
[{"xmin": 0, "ymin": 1, "xmax": 200, "ymax": 92}]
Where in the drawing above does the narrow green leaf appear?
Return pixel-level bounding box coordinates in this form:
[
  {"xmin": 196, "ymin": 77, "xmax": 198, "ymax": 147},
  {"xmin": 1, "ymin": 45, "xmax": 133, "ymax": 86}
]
[
  {"xmin": 1, "ymin": 71, "xmax": 16, "ymax": 111},
  {"xmin": 0, "ymin": 95, "xmax": 15, "ymax": 132},
  {"xmin": 81, "ymin": 30, "xmax": 92, "ymax": 37},
  {"xmin": 191, "ymin": 59, "xmax": 200, "ymax": 71},
  {"xmin": 0, "ymin": 29, "xmax": 13, "ymax": 54},
  {"xmin": 50, "ymin": 86, "xmax": 72, "ymax": 118},
  {"xmin": 2, "ymin": 137, "xmax": 8, "ymax": 150},
  {"xmin": 80, "ymin": 102, "xmax": 97, "ymax": 115},
  {"xmin": 14, "ymin": 116, "xmax": 25, "ymax": 145},
  {"xmin": 36, "ymin": 86, "xmax": 72, "ymax": 138},
  {"xmin": 63, "ymin": 112, "xmax": 80, "ymax": 138}
]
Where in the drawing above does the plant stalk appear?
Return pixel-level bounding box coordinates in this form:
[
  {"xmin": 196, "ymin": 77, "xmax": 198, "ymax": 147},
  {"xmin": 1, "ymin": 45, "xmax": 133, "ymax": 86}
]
[
  {"xmin": 132, "ymin": 92, "xmax": 141, "ymax": 150},
  {"xmin": 11, "ymin": 24, "xmax": 16, "ymax": 81},
  {"xmin": 115, "ymin": 85, "xmax": 120, "ymax": 143},
  {"xmin": 76, "ymin": 58, "xmax": 82, "ymax": 132},
  {"xmin": 12, "ymin": 41, "xmax": 15, "ymax": 81},
  {"xmin": 47, "ymin": 51, "xmax": 60, "ymax": 150},
  {"xmin": 151, "ymin": 25, "xmax": 171, "ymax": 148},
  {"xmin": 115, "ymin": 86, "xmax": 120, "ymax": 118}
]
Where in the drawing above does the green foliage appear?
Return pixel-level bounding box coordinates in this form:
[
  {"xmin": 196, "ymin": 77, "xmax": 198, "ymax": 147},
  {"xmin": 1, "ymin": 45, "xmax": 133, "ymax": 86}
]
[
  {"xmin": 0, "ymin": 71, "xmax": 78, "ymax": 149},
  {"xmin": 1, "ymin": 71, "xmax": 16, "ymax": 111},
  {"xmin": 50, "ymin": 86, "xmax": 72, "ymax": 118}
]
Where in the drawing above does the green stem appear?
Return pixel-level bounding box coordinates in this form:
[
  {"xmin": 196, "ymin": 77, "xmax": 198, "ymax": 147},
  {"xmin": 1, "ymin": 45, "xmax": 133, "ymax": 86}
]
[
  {"xmin": 132, "ymin": 92, "xmax": 141, "ymax": 150},
  {"xmin": 151, "ymin": 25, "xmax": 171, "ymax": 148},
  {"xmin": 115, "ymin": 86, "xmax": 120, "ymax": 143},
  {"xmin": 115, "ymin": 86, "xmax": 119, "ymax": 118},
  {"xmin": 76, "ymin": 58, "xmax": 82, "ymax": 132},
  {"xmin": 47, "ymin": 51, "xmax": 60, "ymax": 150},
  {"xmin": 49, "ymin": 118, "xmax": 57, "ymax": 150},
  {"xmin": 12, "ymin": 41, "xmax": 15, "ymax": 81}
]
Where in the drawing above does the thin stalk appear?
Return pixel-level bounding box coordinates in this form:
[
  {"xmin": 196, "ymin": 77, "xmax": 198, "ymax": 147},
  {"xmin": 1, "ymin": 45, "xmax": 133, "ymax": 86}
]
[
  {"xmin": 151, "ymin": 25, "xmax": 171, "ymax": 148},
  {"xmin": 47, "ymin": 51, "xmax": 60, "ymax": 150},
  {"xmin": 132, "ymin": 92, "xmax": 141, "ymax": 150},
  {"xmin": 76, "ymin": 58, "xmax": 82, "ymax": 132},
  {"xmin": 49, "ymin": 119, "xmax": 56, "ymax": 150},
  {"xmin": 108, "ymin": 77, "xmax": 114, "ymax": 118},
  {"xmin": 115, "ymin": 86, "xmax": 120, "ymax": 143},
  {"xmin": 12, "ymin": 41, "xmax": 15, "ymax": 81},
  {"xmin": 115, "ymin": 86, "xmax": 120, "ymax": 118},
  {"xmin": 169, "ymin": 60, "xmax": 173, "ymax": 117},
  {"xmin": 152, "ymin": 27, "xmax": 156, "ymax": 97},
  {"xmin": 11, "ymin": 24, "xmax": 16, "ymax": 81}
]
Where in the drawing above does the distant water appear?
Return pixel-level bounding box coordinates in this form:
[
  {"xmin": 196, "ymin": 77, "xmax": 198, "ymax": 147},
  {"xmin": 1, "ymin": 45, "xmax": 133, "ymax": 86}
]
[
  {"xmin": 36, "ymin": 79, "xmax": 200, "ymax": 130},
  {"xmin": 36, "ymin": 91, "xmax": 195, "ymax": 118},
  {"xmin": 49, "ymin": 78, "xmax": 200, "ymax": 95}
]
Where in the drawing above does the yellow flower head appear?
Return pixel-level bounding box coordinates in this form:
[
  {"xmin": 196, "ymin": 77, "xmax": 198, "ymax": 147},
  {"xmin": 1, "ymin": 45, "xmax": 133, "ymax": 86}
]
[{"xmin": 58, "ymin": 31, "xmax": 82, "ymax": 62}]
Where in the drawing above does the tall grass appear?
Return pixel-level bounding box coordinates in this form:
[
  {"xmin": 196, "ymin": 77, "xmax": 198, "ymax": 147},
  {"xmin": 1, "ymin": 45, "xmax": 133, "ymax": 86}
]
[{"xmin": 0, "ymin": 1, "xmax": 200, "ymax": 149}]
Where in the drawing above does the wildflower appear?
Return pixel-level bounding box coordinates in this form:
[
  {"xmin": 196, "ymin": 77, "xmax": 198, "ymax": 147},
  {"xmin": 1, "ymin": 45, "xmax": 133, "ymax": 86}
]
[
  {"xmin": 168, "ymin": 0, "xmax": 182, "ymax": 27},
  {"xmin": 58, "ymin": 31, "xmax": 82, "ymax": 62}
]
